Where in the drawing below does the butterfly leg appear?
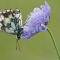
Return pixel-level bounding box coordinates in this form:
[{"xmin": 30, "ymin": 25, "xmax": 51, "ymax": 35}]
[
  {"xmin": 17, "ymin": 40, "xmax": 21, "ymax": 52},
  {"xmin": 16, "ymin": 39, "xmax": 18, "ymax": 50},
  {"xmin": 16, "ymin": 39, "xmax": 21, "ymax": 52}
]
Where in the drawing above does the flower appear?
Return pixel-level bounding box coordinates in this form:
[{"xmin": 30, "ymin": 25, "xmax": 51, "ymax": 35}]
[{"xmin": 21, "ymin": 1, "xmax": 51, "ymax": 39}]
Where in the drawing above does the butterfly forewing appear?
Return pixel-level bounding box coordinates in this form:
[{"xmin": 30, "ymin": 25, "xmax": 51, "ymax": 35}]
[{"xmin": 0, "ymin": 8, "xmax": 23, "ymax": 35}]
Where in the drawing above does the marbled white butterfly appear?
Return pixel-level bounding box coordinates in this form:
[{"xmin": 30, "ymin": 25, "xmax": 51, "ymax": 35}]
[{"xmin": 0, "ymin": 8, "xmax": 23, "ymax": 51}]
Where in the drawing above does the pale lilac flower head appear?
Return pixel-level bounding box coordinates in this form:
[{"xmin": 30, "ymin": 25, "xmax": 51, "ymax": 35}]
[{"xmin": 21, "ymin": 1, "xmax": 51, "ymax": 39}]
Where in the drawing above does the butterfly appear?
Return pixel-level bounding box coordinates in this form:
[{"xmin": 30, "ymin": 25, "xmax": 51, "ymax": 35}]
[{"xmin": 0, "ymin": 8, "xmax": 23, "ymax": 51}]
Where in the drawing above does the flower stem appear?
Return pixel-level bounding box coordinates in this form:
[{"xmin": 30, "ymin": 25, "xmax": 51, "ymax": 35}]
[{"xmin": 47, "ymin": 28, "xmax": 60, "ymax": 60}]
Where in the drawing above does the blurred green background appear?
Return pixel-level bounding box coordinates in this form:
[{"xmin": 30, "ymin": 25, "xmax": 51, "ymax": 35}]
[{"xmin": 0, "ymin": 0, "xmax": 60, "ymax": 60}]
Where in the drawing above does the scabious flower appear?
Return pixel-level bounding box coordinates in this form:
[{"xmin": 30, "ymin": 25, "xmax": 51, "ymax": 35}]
[{"xmin": 21, "ymin": 1, "xmax": 51, "ymax": 39}]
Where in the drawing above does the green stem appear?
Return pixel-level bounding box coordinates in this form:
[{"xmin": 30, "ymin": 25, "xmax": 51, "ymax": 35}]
[{"xmin": 47, "ymin": 28, "xmax": 60, "ymax": 60}]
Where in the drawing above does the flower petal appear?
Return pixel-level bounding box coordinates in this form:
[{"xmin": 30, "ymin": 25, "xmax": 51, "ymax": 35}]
[{"xmin": 21, "ymin": 1, "xmax": 51, "ymax": 39}]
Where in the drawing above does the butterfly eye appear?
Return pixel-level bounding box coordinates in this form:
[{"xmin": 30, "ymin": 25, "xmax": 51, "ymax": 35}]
[{"xmin": 17, "ymin": 35, "xmax": 20, "ymax": 40}]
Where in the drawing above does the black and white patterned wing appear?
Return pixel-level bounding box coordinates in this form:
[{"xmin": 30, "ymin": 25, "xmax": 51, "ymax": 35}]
[{"xmin": 0, "ymin": 8, "xmax": 23, "ymax": 35}]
